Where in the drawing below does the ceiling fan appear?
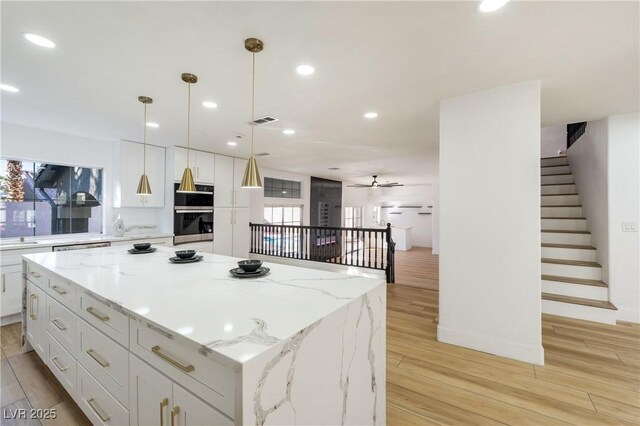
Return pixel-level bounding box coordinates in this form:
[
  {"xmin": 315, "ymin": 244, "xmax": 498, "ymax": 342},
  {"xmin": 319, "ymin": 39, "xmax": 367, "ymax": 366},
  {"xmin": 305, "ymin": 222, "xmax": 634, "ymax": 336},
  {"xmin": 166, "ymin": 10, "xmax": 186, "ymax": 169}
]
[{"xmin": 347, "ymin": 175, "xmax": 404, "ymax": 188}]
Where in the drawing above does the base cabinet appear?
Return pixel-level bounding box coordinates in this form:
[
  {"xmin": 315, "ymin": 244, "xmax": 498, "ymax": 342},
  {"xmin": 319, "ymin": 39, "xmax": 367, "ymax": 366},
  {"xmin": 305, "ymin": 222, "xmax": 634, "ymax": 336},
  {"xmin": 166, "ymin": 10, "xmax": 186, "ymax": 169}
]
[
  {"xmin": 130, "ymin": 354, "xmax": 232, "ymax": 426},
  {"xmin": 26, "ymin": 280, "xmax": 47, "ymax": 360},
  {"xmin": 1, "ymin": 265, "xmax": 22, "ymax": 318}
]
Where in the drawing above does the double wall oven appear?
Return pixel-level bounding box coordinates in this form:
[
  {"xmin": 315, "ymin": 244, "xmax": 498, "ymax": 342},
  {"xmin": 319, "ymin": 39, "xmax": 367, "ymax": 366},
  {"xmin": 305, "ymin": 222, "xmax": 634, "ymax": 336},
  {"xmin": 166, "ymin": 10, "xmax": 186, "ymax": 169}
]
[{"xmin": 173, "ymin": 183, "xmax": 214, "ymax": 245}]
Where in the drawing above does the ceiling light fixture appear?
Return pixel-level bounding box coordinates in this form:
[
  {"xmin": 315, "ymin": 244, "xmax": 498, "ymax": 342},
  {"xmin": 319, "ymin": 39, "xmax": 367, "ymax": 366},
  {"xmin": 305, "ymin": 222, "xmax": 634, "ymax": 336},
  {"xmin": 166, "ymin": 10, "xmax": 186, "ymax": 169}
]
[
  {"xmin": 364, "ymin": 112, "xmax": 378, "ymax": 119},
  {"xmin": 23, "ymin": 33, "xmax": 55, "ymax": 48},
  {"xmin": 177, "ymin": 73, "xmax": 198, "ymax": 193},
  {"xmin": 202, "ymin": 101, "xmax": 218, "ymax": 108},
  {"xmin": 0, "ymin": 84, "xmax": 19, "ymax": 93},
  {"xmin": 146, "ymin": 122, "xmax": 159, "ymax": 128},
  {"xmin": 282, "ymin": 129, "xmax": 295, "ymax": 135},
  {"xmin": 478, "ymin": 0, "xmax": 509, "ymax": 13},
  {"xmin": 136, "ymin": 96, "xmax": 153, "ymax": 196},
  {"xmin": 296, "ymin": 65, "xmax": 315, "ymax": 76},
  {"xmin": 227, "ymin": 141, "xmax": 237, "ymax": 147},
  {"xmin": 241, "ymin": 37, "xmax": 264, "ymax": 189}
]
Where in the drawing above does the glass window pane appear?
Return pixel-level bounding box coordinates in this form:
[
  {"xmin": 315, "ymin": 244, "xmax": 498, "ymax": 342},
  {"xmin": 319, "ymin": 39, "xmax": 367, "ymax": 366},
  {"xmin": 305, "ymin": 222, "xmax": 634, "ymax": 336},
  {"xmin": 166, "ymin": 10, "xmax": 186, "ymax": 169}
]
[
  {"xmin": 263, "ymin": 207, "xmax": 273, "ymax": 224},
  {"xmin": 283, "ymin": 207, "xmax": 293, "ymax": 223},
  {"xmin": 272, "ymin": 207, "xmax": 283, "ymax": 224}
]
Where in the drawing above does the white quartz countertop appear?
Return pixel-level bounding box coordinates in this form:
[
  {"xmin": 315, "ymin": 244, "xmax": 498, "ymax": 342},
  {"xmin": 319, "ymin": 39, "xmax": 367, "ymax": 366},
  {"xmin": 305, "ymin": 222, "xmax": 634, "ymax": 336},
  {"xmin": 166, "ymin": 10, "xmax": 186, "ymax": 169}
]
[
  {"xmin": 1, "ymin": 233, "xmax": 173, "ymax": 251},
  {"xmin": 23, "ymin": 246, "xmax": 385, "ymax": 365}
]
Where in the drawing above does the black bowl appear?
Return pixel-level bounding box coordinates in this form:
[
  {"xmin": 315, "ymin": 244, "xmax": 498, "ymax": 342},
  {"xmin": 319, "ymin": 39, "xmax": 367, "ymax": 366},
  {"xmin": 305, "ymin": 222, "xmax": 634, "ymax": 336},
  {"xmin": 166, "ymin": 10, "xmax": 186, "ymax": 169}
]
[
  {"xmin": 175, "ymin": 250, "xmax": 196, "ymax": 259},
  {"xmin": 237, "ymin": 259, "xmax": 263, "ymax": 273},
  {"xmin": 133, "ymin": 243, "xmax": 151, "ymax": 251}
]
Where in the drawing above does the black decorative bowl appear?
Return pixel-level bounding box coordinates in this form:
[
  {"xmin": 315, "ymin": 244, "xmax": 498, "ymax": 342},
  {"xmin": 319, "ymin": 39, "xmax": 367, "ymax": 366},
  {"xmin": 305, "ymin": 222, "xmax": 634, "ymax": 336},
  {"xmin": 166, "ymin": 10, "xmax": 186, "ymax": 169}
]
[
  {"xmin": 237, "ymin": 259, "xmax": 263, "ymax": 273},
  {"xmin": 175, "ymin": 250, "xmax": 196, "ymax": 259},
  {"xmin": 133, "ymin": 243, "xmax": 151, "ymax": 251}
]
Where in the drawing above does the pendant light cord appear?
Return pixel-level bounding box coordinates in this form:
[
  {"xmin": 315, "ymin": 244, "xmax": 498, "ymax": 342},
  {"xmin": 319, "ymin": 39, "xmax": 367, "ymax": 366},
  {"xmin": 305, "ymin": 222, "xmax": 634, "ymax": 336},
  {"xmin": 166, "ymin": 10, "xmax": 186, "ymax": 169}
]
[
  {"xmin": 143, "ymin": 102, "xmax": 147, "ymax": 174},
  {"xmin": 187, "ymin": 82, "xmax": 191, "ymax": 168},
  {"xmin": 251, "ymin": 52, "xmax": 256, "ymax": 156}
]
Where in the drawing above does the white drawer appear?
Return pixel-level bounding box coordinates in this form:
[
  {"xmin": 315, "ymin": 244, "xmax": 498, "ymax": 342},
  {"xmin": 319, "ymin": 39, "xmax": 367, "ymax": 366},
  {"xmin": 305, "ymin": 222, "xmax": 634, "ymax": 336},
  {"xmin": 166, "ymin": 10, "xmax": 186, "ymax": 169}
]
[
  {"xmin": 77, "ymin": 318, "xmax": 129, "ymax": 408},
  {"xmin": 25, "ymin": 260, "xmax": 48, "ymax": 289},
  {"xmin": 46, "ymin": 332, "xmax": 77, "ymax": 399},
  {"xmin": 1, "ymin": 248, "xmax": 49, "ymax": 266},
  {"xmin": 77, "ymin": 292, "xmax": 129, "ymax": 347},
  {"xmin": 77, "ymin": 363, "xmax": 129, "ymax": 426},
  {"xmin": 46, "ymin": 297, "xmax": 77, "ymax": 356},
  {"xmin": 130, "ymin": 320, "xmax": 235, "ymax": 418},
  {"xmin": 47, "ymin": 274, "xmax": 76, "ymax": 309}
]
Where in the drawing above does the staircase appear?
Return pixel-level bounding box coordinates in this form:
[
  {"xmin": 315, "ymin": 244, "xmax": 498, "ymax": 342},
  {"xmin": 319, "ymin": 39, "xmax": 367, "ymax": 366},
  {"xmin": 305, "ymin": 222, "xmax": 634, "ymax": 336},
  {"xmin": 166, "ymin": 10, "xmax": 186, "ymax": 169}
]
[{"xmin": 540, "ymin": 156, "xmax": 617, "ymax": 324}]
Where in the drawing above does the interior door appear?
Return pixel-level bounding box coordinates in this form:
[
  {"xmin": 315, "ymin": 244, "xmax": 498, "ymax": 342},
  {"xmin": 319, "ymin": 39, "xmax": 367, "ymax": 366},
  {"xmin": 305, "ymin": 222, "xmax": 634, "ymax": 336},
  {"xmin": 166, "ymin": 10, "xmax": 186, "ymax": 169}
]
[
  {"xmin": 213, "ymin": 208, "xmax": 233, "ymax": 257},
  {"xmin": 172, "ymin": 383, "xmax": 232, "ymax": 426},
  {"xmin": 130, "ymin": 355, "xmax": 173, "ymax": 426}
]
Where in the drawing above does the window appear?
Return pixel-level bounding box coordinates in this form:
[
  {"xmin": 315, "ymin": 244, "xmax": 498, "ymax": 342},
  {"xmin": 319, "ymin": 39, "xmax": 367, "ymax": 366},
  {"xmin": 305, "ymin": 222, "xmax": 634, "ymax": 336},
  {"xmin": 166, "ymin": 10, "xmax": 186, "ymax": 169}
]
[
  {"xmin": 263, "ymin": 205, "xmax": 303, "ymax": 255},
  {"xmin": 344, "ymin": 206, "xmax": 364, "ymax": 228},
  {"xmin": 0, "ymin": 159, "xmax": 104, "ymax": 238},
  {"xmin": 264, "ymin": 177, "xmax": 302, "ymax": 199}
]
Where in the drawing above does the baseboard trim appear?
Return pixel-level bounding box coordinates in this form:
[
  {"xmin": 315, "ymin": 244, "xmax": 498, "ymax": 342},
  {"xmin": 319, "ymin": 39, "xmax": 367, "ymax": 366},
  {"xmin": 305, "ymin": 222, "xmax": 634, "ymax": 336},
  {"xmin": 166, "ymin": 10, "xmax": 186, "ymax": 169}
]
[
  {"xmin": 1, "ymin": 313, "xmax": 21, "ymax": 326},
  {"xmin": 615, "ymin": 305, "xmax": 640, "ymax": 324},
  {"xmin": 437, "ymin": 324, "xmax": 544, "ymax": 365}
]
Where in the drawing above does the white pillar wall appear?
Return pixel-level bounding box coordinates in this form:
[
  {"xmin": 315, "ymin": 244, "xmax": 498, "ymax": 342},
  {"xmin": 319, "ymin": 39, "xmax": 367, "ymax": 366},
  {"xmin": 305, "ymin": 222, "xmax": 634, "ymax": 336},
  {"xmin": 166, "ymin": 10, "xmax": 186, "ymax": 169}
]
[{"xmin": 438, "ymin": 81, "xmax": 544, "ymax": 365}]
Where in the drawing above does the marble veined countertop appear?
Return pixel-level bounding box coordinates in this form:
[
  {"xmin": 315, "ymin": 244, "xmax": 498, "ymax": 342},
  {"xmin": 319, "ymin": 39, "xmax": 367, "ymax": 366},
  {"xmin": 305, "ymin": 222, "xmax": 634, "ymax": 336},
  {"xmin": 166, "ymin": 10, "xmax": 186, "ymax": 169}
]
[
  {"xmin": 1, "ymin": 233, "xmax": 173, "ymax": 251},
  {"xmin": 23, "ymin": 246, "xmax": 385, "ymax": 365}
]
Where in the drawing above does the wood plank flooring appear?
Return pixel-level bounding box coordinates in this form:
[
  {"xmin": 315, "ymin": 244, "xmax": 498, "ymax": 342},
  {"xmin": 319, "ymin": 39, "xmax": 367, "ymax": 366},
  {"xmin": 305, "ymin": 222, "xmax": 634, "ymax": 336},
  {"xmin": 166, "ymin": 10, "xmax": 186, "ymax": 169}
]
[{"xmin": 1, "ymin": 246, "xmax": 638, "ymax": 425}]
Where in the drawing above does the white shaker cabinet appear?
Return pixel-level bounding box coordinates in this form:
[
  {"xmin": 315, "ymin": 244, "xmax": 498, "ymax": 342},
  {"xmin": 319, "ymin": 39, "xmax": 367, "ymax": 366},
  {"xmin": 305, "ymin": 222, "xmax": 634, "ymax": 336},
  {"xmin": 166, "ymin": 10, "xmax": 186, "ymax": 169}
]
[
  {"xmin": 174, "ymin": 147, "xmax": 215, "ymax": 185},
  {"xmin": 1, "ymin": 265, "xmax": 22, "ymax": 319},
  {"xmin": 213, "ymin": 208, "xmax": 233, "ymax": 257},
  {"xmin": 26, "ymin": 280, "xmax": 47, "ymax": 360},
  {"xmin": 213, "ymin": 155, "xmax": 235, "ymax": 207},
  {"xmin": 232, "ymin": 208, "xmax": 250, "ymax": 259},
  {"xmin": 233, "ymin": 158, "xmax": 251, "ymax": 208},
  {"xmin": 116, "ymin": 140, "xmax": 166, "ymax": 208}
]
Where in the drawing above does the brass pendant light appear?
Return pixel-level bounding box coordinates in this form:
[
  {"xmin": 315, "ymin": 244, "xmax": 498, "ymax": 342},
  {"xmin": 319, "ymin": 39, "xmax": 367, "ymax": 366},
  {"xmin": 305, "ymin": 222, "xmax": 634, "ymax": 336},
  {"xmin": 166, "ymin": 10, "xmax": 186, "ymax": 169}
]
[
  {"xmin": 136, "ymin": 96, "xmax": 153, "ymax": 195},
  {"xmin": 241, "ymin": 38, "xmax": 263, "ymax": 188},
  {"xmin": 177, "ymin": 73, "xmax": 198, "ymax": 193}
]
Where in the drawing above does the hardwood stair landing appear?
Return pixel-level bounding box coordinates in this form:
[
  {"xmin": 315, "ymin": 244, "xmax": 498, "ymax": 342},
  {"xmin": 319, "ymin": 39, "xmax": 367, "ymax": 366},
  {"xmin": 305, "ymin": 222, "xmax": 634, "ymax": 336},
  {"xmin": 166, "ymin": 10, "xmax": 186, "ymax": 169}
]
[
  {"xmin": 542, "ymin": 293, "xmax": 617, "ymax": 310},
  {"xmin": 541, "ymin": 274, "xmax": 607, "ymax": 287}
]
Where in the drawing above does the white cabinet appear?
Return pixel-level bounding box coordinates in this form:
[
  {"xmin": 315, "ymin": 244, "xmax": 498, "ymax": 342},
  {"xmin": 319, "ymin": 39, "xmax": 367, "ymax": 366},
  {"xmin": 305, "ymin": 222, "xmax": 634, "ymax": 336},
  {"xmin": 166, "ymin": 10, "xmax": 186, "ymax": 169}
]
[
  {"xmin": 233, "ymin": 208, "xmax": 250, "ymax": 259},
  {"xmin": 233, "ymin": 158, "xmax": 251, "ymax": 208},
  {"xmin": 214, "ymin": 155, "xmax": 234, "ymax": 207},
  {"xmin": 117, "ymin": 140, "xmax": 166, "ymax": 208},
  {"xmin": 174, "ymin": 147, "xmax": 215, "ymax": 185},
  {"xmin": 214, "ymin": 208, "xmax": 250, "ymax": 258},
  {"xmin": 130, "ymin": 355, "xmax": 232, "ymax": 426},
  {"xmin": 1, "ymin": 265, "xmax": 22, "ymax": 318},
  {"xmin": 26, "ymin": 280, "xmax": 47, "ymax": 360}
]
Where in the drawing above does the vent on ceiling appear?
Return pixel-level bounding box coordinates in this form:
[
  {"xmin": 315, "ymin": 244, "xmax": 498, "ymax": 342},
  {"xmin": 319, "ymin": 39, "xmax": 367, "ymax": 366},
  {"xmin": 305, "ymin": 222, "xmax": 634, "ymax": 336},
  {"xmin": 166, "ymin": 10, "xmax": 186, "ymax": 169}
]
[{"xmin": 250, "ymin": 116, "xmax": 279, "ymax": 126}]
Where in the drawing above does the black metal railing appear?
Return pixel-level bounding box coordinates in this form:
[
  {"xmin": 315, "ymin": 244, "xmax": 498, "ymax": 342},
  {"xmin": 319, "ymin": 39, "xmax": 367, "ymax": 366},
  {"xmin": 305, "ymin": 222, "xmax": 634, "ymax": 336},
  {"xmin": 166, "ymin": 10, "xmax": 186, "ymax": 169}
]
[
  {"xmin": 567, "ymin": 121, "xmax": 587, "ymax": 148},
  {"xmin": 249, "ymin": 222, "xmax": 395, "ymax": 283}
]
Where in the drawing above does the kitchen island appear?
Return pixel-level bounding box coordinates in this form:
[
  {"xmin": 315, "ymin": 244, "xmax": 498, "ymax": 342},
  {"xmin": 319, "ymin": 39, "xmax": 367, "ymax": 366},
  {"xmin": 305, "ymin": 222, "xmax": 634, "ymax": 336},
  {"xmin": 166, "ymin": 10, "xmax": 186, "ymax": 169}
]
[{"xmin": 22, "ymin": 245, "xmax": 386, "ymax": 425}]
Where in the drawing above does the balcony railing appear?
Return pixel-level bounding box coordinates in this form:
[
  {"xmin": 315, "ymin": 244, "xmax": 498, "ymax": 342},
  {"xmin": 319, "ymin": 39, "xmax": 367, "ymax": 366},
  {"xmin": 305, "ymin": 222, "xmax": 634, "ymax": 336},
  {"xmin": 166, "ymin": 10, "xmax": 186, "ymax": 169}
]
[{"xmin": 249, "ymin": 222, "xmax": 395, "ymax": 283}]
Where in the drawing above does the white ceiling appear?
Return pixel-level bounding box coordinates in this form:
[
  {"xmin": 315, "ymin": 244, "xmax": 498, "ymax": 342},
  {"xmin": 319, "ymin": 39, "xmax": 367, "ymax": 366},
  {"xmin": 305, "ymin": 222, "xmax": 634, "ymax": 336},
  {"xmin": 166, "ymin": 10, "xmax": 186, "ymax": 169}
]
[{"xmin": 2, "ymin": 1, "xmax": 638, "ymax": 185}]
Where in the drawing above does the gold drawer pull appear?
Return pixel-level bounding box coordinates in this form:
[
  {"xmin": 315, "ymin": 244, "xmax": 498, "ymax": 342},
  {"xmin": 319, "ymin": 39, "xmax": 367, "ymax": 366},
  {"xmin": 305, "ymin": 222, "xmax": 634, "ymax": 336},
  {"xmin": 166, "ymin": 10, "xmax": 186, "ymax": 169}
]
[
  {"xmin": 86, "ymin": 349, "xmax": 110, "ymax": 368},
  {"xmin": 87, "ymin": 398, "xmax": 110, "ymax": 422},
  {"xmin": 51, "ymin": 319, "xmax": 67, "ymax": 331},
  {"xmin": 29, "ymin": 271, "xmax": 41, "ymax": 278},
  {"xmin": 86, "ymin": 306, "xmax": 109, "ymax": 322},
  {"xmin": 160, "ymin": 397, "xmax": 169, "ymax": 426},
  {"xmin": 151, "ymin": 346, "xmax": 194, "ymax": 373},
  {"xmin": 2, "ymin": 273, "xmax": 6, "ymax": 293},
  {"xmin": 51, "ymin": 356, "xmax": 68, "ymax": 372},
  {"xmin": 52, "ymin": 285, "xmax": 68, "ymax": 295},
  {"xmin": 29, "ymin": 294, "xmax": 37, "ymax": 320},
  {"xmin": 171, "ymin": 406, "xmax": 180, "ymax": 426}
]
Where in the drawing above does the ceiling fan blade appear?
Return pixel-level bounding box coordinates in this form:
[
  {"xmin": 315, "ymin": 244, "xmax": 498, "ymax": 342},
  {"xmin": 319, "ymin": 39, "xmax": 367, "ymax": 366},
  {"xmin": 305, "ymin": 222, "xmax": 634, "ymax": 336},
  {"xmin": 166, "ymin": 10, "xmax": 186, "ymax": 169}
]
[
  {"xmin": 347, "ymin": 184, "xmax": 372, "ymax": 188},
  {"xmin": 378, "ymin": 183, "xmax": 404, "ymax": 187}
]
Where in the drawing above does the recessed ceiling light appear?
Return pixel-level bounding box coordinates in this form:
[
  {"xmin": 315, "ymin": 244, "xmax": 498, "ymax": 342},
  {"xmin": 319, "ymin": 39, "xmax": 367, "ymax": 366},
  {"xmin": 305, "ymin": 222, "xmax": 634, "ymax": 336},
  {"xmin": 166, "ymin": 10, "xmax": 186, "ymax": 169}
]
[
  {"xmin": 202, "ymin": 101, "xmax": 218, "ymax": 108},
  {"xmin": 227, "ymin": 141, "xmax": 237, "ymax": 146},
  {"xmin": 23, "ymin": 33, "xmax": 55, "ymax": 48},
  {"xmin": 296, "ymin": 65, "xmax": 315, "ymax": 76},
  {"xmin": 146, "ymin": 122, "xmax": 159, "ymax": 128},
  {"xmin": 0, "ymin": 84, "xmax": 19, "ymax": 93},
  {"xmin": 282, "ymin": 129, "xmax": 295, "ymax": 135},
  {"xmin": 364, "ymin": 112, "xmax": 378, "ymax": 119},
  {"xmin": 478, "ymin": 0, "xmax": 509, "ymax": 13}
]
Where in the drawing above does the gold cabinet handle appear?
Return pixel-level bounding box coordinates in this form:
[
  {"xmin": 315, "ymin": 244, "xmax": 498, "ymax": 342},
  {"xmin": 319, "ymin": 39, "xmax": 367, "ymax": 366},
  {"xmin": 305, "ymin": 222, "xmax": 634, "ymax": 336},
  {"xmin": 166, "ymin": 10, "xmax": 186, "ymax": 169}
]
[
  {"xmin": 86, "ymin": 306, "xmax": 109, "ymax": 322},
  {"xmin": 51, "ymin": 319, "xmax": 66, "ymax": 331},
  {"xmin": 151, "ymin": 346, "xmax": 194, "ymax": 373},
  {"xmin": 160, "ymin": 397, "xmax": 169, "ymax": 426},
  {"xmin": 29, "ymin": 271, "xmax": 41, "ymax": 278},
  {"xmin": 29, "ymin": 294, "xmax": 37, "ymax": 320},
  {"xmin": 86, "ymin": 349, "xmax": 110, "ymax": 368},
  {"xmin": 51, "ymin": 285, "xmax": 68, "ymax": 295},
  {"xmin": 2, "ymin": 273, "xmax": 5, "ymax": 293},
  {"xmin": 87, "ymin": 397, "xmax": 110, "ymax": 422},
  {"xmin": 51, "ymin": 356, "xmax": 68, "ymax": 372},
  {"xmin": 170, "ymin": 406, "xmax": 179, "ymax": 426}
]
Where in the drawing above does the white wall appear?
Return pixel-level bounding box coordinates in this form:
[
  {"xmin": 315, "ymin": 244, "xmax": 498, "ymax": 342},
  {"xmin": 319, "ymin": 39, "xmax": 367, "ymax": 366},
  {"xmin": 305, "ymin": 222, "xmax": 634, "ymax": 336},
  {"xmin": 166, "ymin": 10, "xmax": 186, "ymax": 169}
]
[
  {"xmin": 567, "ymin": 118, "xmax": 609, "ymax": 282},
  {"xmin": 0, "ymin": 122, "xmax": 167, "ymax": 235},
  {"xmin": 438, "ymin": 81, "xmax": 543, "ymax": 364},
  {"xmin": 607, "ymin": 113, "xmax": 640, "ymax": 323},
  {"xmin": 249, "ymin": 167, "xmax": 311, "ymax": 226},
  {"xmin": 541, "ymin": 124, "xmax": 566, "ymax": 158}
]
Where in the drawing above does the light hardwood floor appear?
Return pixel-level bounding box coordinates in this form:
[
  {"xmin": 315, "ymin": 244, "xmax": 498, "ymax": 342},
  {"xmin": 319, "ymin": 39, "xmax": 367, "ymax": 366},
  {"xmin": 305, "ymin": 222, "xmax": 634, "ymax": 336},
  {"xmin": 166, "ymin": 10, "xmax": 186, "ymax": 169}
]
[{"xmin": 1, "ymin": 247, "xmax": 638, "ymax": 425}]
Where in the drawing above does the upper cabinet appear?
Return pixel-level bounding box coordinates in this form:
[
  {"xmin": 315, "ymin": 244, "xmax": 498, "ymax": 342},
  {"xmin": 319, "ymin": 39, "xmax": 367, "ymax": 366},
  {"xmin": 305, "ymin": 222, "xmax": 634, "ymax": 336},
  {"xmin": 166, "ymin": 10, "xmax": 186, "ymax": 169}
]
[
  {"xmin": 115, "ymin": 140, "xmax": 165, "ymax": 208},
  {"xmin": 173, "ymin": 147, "xmax": 214, "ymax": 185},
  {"xmin": 214, "ymin": 155, "xmax": 251, "ymax": 208}
]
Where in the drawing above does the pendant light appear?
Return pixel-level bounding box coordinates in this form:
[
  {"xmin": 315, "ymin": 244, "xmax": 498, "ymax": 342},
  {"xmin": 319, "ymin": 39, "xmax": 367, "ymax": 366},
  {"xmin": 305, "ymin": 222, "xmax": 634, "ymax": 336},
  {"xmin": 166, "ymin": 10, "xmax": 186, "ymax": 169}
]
[
  {"xmin": 241, "ymin": 38, "xmax": 263, "ymax": 188},
  {"xmin": 136, "ymin": 96, "xmax": 153, "ymax": 195},
  {"xmin": 177, "ymin": 73, "xmax": 198, "ymax": 193}
]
